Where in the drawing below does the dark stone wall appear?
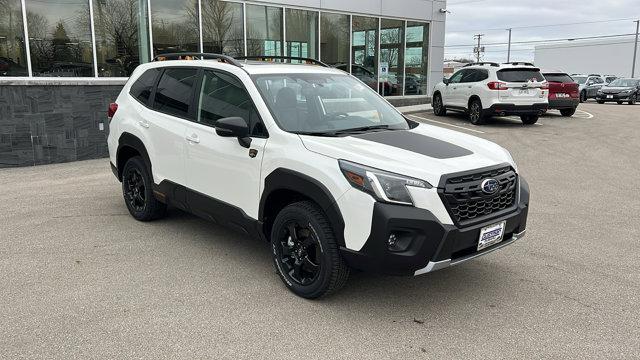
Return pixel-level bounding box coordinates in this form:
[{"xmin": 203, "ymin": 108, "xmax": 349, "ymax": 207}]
[{"xmin": 0, "ymin": 85, "xmax": 123, "ymax": 168}]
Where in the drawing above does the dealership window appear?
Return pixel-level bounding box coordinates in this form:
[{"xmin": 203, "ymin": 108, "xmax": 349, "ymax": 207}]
[
  {"xmin": 151, "ymin": 0, "xmax": 200, "ymax": 56},
  {"xmin": 352, "ymin": 16, "xmax": 378, "ymax": 92},
  {"xmin": 201, "ymin": 0, "xmax": 244, "ymax": 56},
  {"xmin": 246, "ymin": 4, "xmax": 282, "ymax": 57},
  {"xmin": 92, "ymin": 0, "xmax": 149, "ymax": 77},
  {"xmin": 285, "ymin": 9, "xmax": 317, "ymax": 61},
  {"xmin": 0, "ymin": 0, "xmax": 28, "ymax": 76},
  {"xmin": 405, "ymin": 21, "xmax": 429, "ymax": 95},
  {"xmin": 320, "ymin": 13, "xmax": 349, "ymax": 69},
  {"xmin": 380, "ymin": 18, "xmax": 404, "ymax": 96},
  {"xmin": 26, "ymin": 0, "xmax": 95, "ymax": 77}
]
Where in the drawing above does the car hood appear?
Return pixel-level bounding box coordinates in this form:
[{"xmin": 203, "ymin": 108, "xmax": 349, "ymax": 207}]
[{"xmin": 299, "ymin": 124, "xmax": 515, "ymax": 187}]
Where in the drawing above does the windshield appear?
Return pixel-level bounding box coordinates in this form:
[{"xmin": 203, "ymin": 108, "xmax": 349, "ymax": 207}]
[
  {"xmin": 573, "ymin": 76, "xmax": 587, "ymax": 84},
  {"xmin": 252, "ymin": 73, "xmax": 410, "ymax": 134},
  {"xmin": 608, "ymin": 78, "xmax": 639, "ymax": 87},
  {"xmin": 544, "ymin": 73, "xmax": 574, "ymax": 83},
  {"xmin": 496, "ymin": 68, "xmax": 545, "ymax": 82}
]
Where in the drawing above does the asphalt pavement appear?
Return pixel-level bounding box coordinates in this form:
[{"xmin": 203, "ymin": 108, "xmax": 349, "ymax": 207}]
[{"xmin": 1, "ymin": 102, "xmax": 639, "ymax": 359}]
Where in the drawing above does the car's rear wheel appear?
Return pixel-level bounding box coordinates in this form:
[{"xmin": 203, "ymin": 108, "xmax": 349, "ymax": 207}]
[
  {"xmin": 617, "ymin": 101, "xmax": 624, "ymax": 105},
  {"xmin": 468, "ymin": 98, "xmax": 485, "ymax": 125},
  {"xmin": 629, "ymin": 94, "xmax": 637, "ymax": 105},
  {"xmin": 580, "ymin": 91, "xmax": 587, "ymax": 103},
  {"xmin": 597, "ymin": 100, "xmax": 605, "ymax": 104},
  {"xmin": 122, "ymin": 156, "xmax": 166, "ymax": 221},
  {"xmin": 271, "ymin": 201, "xmax": 349, "ymax": 299},
  {"xmin": 520, "ymin": 115, "xmax": 539, "ymax": 125},
  {"xmin": 432, "ymin": 93, "xmax": 446, "ymax": 116},
  {"xmin": 560, "ymin": 108, "xmax": 576, "ymax": 117}
]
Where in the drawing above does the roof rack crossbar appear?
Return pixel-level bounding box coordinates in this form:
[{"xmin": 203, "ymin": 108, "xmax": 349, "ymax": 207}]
[
  {"xmin": 463, "ymin": 62, "xmax": 500, "ymax": 67},
  {"xmin": 503, "ymin": 61, "xmax": 535, "ymax": 66},
  {"xmin": 152, "ymin": 52, "xmax": 243, "ymax": 67},
  {"xmin": 235, "ymin": 55, "xmax": 329, "ymax": 67}
]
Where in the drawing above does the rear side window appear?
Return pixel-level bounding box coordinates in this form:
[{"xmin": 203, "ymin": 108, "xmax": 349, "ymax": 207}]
[
  {"xmin": 153, "ymin": 68, "xmax": 199, "ymax": 119},
  {"xmin": 544, "ymin": 73, "xmax": 574, "ymax": 83},
  {"xmin": 497, "ymin": 69, "xmax": 545, "ymax": 82},
  {"xmin": 129, "ymin": 68, "xmax": 161, "ymax": 105}
]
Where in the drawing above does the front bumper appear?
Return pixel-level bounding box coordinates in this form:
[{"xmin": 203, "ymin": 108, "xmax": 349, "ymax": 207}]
[
  {"xmin": 486, "ymin": 103, "xmax": 548, "ymax": 116},
  {"xmin": 340, "ymin": 177, "xmax": 530, "ymax": 276},
  {"xmin": 596, "ymin": 93, "xmax": 632, "ymax": 101}
]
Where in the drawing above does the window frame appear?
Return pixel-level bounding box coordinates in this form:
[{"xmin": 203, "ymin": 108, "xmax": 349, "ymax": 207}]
[
  {"xmin": 192, "ymin": 68, "xmax": 269, "ymax": 139},
  {"xmin": 150, "ymin": 66, "xmax": 202, "ymax": 121}
]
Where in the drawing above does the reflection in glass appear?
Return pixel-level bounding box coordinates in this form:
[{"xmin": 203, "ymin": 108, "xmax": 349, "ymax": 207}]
[
  {"xmin": 352, "ymin": 16, "xmax": 378, "ymax": 92},
  {"xmin": 405, "ymin": 21, "xmax": 429, "ymax": 95},
  {"xmin": 0, "ymin": 0, "xmax": 28, "ymax": 76},
  {"xmin": 151, "ymin": 0, "xmax": 200, "ymax": 55},
  {"xmin": 26, "ymin": 0, "xmax": 94, "ymax": 77},
  {"xmin": 380, "ymin": 19, "xmax": 404, "ymax": 96},
  {"xmin": 92, "ymin": 0, "xmax": 149, "ymax": 77},
  {"xmin": 285, "ymin": 9, "xmax": 317, "ymax": 60},
  {"xmin": 320, "ymin": 12, "xmax": 349, "ymax": 68},
  {"xmin": 246, "ymin": 4, "xmax": 282, "ymax": 57},
  {"xmin": 201, "ymin": 0, "xmax": 244, "ymax": 56}
]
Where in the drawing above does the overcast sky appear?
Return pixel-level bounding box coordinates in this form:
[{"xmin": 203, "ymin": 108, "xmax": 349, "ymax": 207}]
[{"xmin": 444, "ymin": 0, "xmax": 640, "ymax": 62}]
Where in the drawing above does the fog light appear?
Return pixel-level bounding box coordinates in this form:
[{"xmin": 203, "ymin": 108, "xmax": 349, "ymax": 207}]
[
  {"xmin": 388, "ymin": 234, "xmax": 398, "ymax": 248},
  {"xmin": 387, "ymin": 232, "xmax": 413, "ymax": 252}
]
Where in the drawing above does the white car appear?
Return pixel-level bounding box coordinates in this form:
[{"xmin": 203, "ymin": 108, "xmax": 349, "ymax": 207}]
[
  {"xmin": 107, "ymin": 53, "xmax": 530, "ymax": 298},
  {"xmin": 432, "ymin": 62, "xmax": 549, "ymax": 125}
]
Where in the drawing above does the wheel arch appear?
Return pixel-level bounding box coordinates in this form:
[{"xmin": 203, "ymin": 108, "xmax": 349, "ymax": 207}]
[
  {"xmin": 468, "ymin": 94, "xmax": 482, "ymax": 109},
  {"xmin": 260, "ymin": 168, "xmax": 346, "ymax": 246},
  {"xmin": 116, "ymin": 132, "xmax": 151, "ymax": 181}
]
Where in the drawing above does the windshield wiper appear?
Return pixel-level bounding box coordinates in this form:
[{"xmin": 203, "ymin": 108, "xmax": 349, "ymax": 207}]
[
  {"xmin": 293, "ymin": 131, "xmax": 340, "ymax": 137},
  {"xmin": 332, "ymin": 125, "xmax": 394, "ymax": 134}
]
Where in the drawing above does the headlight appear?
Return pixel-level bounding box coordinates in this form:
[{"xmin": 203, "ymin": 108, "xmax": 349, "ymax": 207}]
[
  {"xmin": 339, "ymin": 160, "xmax": 431, "ymax": 205},
  {"xmin": 597, "ymin": 90, "xmax": 603, "ymax": 94}
]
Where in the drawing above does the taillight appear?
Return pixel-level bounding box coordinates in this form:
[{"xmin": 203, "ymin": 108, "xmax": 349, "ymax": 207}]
[
  {"xmin": 487, "ymin": 81, "xmax": 508, "ymax": 90},
  {"xmin": 108, "ymin": 103, "xmax": 118, "ymax": 118},
  {"xmin": 540, "ymin": 81, "xmax": 549, "ymax": 90}
]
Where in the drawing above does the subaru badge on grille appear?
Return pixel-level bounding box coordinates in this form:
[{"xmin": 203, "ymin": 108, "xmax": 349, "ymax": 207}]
[{"xmin": 481, "ymin": 178, "xmax": 500, "ymax": 194}]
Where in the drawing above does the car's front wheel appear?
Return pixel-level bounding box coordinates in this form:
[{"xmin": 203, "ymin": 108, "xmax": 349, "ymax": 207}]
[
  {"xmin": 122, "ymin": 156, "xmax": 166, "ymax": 221},
  {"xmin": 580, "ymin": 91, "xmax": 587, "ymax": 103},
  {"xmin": 432, "ymin": 93, "xmax": 447, "ymax": 116},
  {"xmin": 271, "ymin": 201, "xmax": 349, "ymax": 299},
  {"xmin": 521, "ymin": 115, "xmax": 539, "ymax": 125},
  {"xmin": 629, "ymin": 94, "xmax": 637, "ymax": 105}
]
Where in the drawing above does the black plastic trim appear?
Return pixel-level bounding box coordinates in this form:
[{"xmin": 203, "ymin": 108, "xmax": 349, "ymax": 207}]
[
  {"xmin": 486, "ymin": 103, "xmax": 548, "ymax": 115},
  {"xmin": 116, "ymin": 132, "xmax": 152, "ymax": 181}
]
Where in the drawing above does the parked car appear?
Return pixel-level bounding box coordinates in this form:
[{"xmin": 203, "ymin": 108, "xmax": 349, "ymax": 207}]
[
  {"xmin": 542, "ymin": 71, "xmax": 580, "ymax": 116},
  {"xmin": 432, "ymin": 62, "xmax": 548, "ymax": 125},
  {"xmin": 0, "ymin": 57, "xmax": 27, "ymax": 76},
  {"xmin": 596, "ymin": 78, "xmax": 640, "ymax": 105},
  {"xmin": 334, "ymin": 64, "xmax": 398, "ymax": 96},
  {"xmin": 107, "ymin": 53, "xmax": 530, "ymax": 298},
  {"xmin": 571, "ymin": 74, "xmax": 605, "ymax": 102}
]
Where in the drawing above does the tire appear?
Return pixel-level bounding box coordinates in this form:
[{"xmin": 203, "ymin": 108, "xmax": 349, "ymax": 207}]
[
  {"xmin": 580, "ymin": 91, "xmax": 587, "ymax": 103},
  {"xmin": 617, "ymin": 101, "xmax": 623, "ymax": 105},
  {"xmin": 121, "ymin": 156, "xmax": 167, "ymax": 221},
  {"xmin": 560, "ymin": 108, "xmax": 576, "ymax": 117},
  {"xmin": 468, "ymin": 98, "xmax": 485, "ymax": 125},
  {"xmin": 629, "ymin": 94, "xmax": 637, "ymax": 105},
  {"xmin": 271, "ymin": 201, "xmax": 349, "ymax": 299},
  {"xmin": 432, "ymin": 93, "xmax": 446, "ymax": 116},
  {"xmin": 520, "ymin": 115, "xmax": 539, "ymax": 125},
  {"xmin": 597, "ymin": 100, "xmax": 605, "ymax": 104}
]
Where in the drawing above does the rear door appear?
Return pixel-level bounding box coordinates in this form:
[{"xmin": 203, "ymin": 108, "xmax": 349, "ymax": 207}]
[{"xmin": 497, "ymin": 68, "xmax": 547, "ymax": 105}]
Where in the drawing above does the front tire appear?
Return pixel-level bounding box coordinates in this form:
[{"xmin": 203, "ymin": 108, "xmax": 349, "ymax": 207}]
[
  {"xmin": 580, "ymin": 91, "xmax": 587, "ymax": 103},
  {"xmin": 432, "ymin": 93, "xmax": 446, "ymax": 116},
  {"xmin": 122, "ymin": 156, "xmax": 166, "ymax": 221},
  {"xmin": 629, "ymin": 94, "xmax": 637, "ymax": 105},
  {"xmin": 560, "ymin": 108, "xmax": 576, "ymax": 117},
  {"xmin": 520, "ymin": 115, "xmax": 539, "ymax": 125},
  {"xmin": 468, "ymin": 98, "xmax": 485, "ymax": 125},
  {"xmin": 597, "ymin": 100, "xmax": 605, "ymax": 104},
  {"xmin": 271, "ymin": 201, "xmax": 349, "ymax": 299}
]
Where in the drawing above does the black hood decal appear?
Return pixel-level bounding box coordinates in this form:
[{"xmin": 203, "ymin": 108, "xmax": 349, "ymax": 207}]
[{"xmin": 352, "ymin": 130, "xmax": 473, "ymax": 159}]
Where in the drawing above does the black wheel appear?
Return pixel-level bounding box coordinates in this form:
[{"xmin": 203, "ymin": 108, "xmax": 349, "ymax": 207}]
[
  {"xmin": 617, "ymin": 101, "xmax": 624, "ymax": 105},
  {"xmin": 629, "ymin": 94, "xmax": 637, "ymax": 105},
  {"xmin": 468, "ymin": 98, "xmax": 485, "ymax": 125},
  {"xmin": 520, "ymin": 115, "xmax": 539, "ymax": 125},
  {"xmin": 122, "ymin": 156, "xmax": 166, "ymax": 221},
  {"xmin": 271, "ymin": 201, "xmax": 349, "ymax": 299},
  {"xmin": 580, "ymin": 91, "xmax": 587, "ymax": 103},
  {"xmin": 596, "ymin": 100, "xmax": 605, "ymax": 104},
  {"xmin": 560, "ymin": 108, "xmax": 576, "ymax": 117},
  {"xmin": 432, "ymin": 93, "xmax": 446, "ymax": 116}
]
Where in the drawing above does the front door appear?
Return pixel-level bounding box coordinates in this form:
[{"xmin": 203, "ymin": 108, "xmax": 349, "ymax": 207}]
[{"xmin": 184, "ymin": 69, "xmax": 268, "ymax": 222}]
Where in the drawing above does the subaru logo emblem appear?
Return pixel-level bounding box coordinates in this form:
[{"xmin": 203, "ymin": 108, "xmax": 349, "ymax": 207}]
[{"xmin": 481, "ymin": 179, "xmax": 500, "ymax": 194}]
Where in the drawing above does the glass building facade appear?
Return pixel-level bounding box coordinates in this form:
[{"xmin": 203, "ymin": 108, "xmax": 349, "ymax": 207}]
[{"xmin": 1, "ymin": 0, "xmax": 430, "ymax": 97}]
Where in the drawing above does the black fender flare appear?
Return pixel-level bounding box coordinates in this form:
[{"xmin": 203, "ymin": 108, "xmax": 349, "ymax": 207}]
[
  {"xmin": 116, "ymin": 132, "xmax": 152, "ymax": 180},
  {"xmin": 260, "ymin": 168, "xmax": 346, "ymax": 247}
]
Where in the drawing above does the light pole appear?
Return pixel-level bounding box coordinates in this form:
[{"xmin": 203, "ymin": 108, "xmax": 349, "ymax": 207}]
[
  {"xmin": 507, "ymin": 28, "xmax": 512, "ymax": 63},
  {"xmin": 632, "ymin": 20, "xmax": 639, "ymax": 78}
]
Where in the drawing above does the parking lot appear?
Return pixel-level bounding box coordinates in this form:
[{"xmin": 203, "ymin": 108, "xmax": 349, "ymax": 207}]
[{"xmin": 1, "ymin": 102, "xmax": 639, "ymax": 359}]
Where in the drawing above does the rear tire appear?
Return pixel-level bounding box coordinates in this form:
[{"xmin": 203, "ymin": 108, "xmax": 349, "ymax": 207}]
[
  {"xmin": 597, "ymin": 100, "xmax": 605, "ymax": 104},
  {"xmin": 122, "ymin": 156, "xmax": 167, "ymax": 221},
  {"xmin": 560, "ymin": 108, "xmax": 576, "ymax": 117},
  {"xmin": 432, "ymin": 93, "xmax": 447, "ymax": 116},
  {"xmin": 617, "ymin": 101, "xmax": 624, "ymax": 105},
  {"xmin": 271, "ymin": 201, "xmax": 350, "ymax": 299},
  {"xmin": 468, "ymin": 98, "xmax": 485, "ymax": 125},
  {"xmin": 520, "ymin": 115, "xmax": 539, "ymax": 125}
]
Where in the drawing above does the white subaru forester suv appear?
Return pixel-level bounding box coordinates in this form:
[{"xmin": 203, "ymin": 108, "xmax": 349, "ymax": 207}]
[
  {"xmin": 107, "ymin": 53, "xmax": 530, "ymax": 298},
  {"xmin": 433, "ymin": 62, "xmax": 548, "ymax": 125}
]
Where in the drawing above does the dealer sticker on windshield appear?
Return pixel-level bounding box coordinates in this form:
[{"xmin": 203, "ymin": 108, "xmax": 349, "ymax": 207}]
[{"xmin": 477, "ymin": 221, "xmax": 506, "ymax": 251}]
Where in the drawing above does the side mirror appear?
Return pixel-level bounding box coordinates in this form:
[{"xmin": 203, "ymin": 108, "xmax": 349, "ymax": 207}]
[
  {"xmin": 216, "ymin": 117, "xmax": 252, "ymax": 148},
  {"xmin": 587, "ymin": 81, "xmax": 594, "ymax": 86},
  {"xmin": 443, "ymin": 78, "xmax": 450, "ymax": 85}
]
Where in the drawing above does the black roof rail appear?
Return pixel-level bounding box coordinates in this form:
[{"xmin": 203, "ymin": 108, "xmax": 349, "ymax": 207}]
[
  {"xmin": 235, "ymin": 55, "xmax": 329, "ymax": 67},
  {"xmin": 463, "ymin": 62, "xmax": 500, "ymax": 67},
  {"xmin": 504, "ymin": 61, "xmax": 535, "ymax": 66},
  {"xmin": 152, "ymin": 52, "xmax": 243, "ymax": 67}
]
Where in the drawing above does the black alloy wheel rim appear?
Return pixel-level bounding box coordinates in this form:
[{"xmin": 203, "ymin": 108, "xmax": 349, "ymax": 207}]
[
  {"xmin": 278, "ymin": 221, "xmax": 321, "ymax": 286},
  {"xmin": 124, "ymin": 168, "xmax": 146, "ymax": 212},
  {"xmin": 470, "ymin": 102, "xmax": 480, "ymax": 121}
]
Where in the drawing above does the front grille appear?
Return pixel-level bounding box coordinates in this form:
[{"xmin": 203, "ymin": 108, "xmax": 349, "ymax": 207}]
[{"xmin": 440, "ymin": 166, "xmax": 518, "ymax": 225}]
